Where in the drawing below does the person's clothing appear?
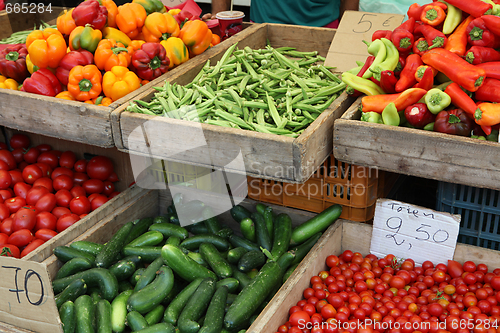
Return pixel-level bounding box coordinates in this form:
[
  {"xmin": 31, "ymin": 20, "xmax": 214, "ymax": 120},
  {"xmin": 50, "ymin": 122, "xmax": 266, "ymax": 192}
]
[{"xmin": 249, "ymin": 0, "xmax": 340, "ymax": 27}]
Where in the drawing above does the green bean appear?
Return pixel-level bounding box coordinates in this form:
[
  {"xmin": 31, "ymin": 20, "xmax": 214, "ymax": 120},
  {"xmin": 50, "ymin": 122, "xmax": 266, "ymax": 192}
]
[
  {"xmin": 215, "ymin": 109, "xmax": 254, "ymax": 130},
  {"xmin": 209, "ymin": 42, "xmax": 239, "ymax": 78}
]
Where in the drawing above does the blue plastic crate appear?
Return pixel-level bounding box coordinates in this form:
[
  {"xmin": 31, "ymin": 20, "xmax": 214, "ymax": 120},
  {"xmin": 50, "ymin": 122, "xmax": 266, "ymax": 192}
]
[{"xmin": 436, "ymin": 182, "xmax": 500, "ymax": 251}]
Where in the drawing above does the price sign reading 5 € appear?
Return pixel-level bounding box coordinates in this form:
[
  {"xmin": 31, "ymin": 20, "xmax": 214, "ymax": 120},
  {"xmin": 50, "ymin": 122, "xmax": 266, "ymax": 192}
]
[{"xmin": 370, "ymin": 199, "xmax": 461, "ymax": 266}]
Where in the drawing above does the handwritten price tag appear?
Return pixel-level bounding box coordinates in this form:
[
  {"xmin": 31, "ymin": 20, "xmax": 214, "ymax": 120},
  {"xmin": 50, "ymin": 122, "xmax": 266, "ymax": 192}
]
[{"xmin": 370, "ymin": 199, "xmax": 461, "ymax": 265}]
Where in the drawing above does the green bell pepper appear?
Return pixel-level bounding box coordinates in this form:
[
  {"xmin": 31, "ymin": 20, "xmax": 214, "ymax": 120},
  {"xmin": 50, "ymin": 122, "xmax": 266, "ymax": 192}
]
[
  {"xmin": 361, "ymin": 111, "xmax": 383, "ymax": 124},
  {"xmin": 382, "ymin": 102, "xmax": 400, "ymax": 126},
  {"xmin": 424, "ymin": 88, "xmax": 452, "ymax": 115},
  {"xmin": 132, "ymin": 0, "xmax": 166, "ymax": 14}
]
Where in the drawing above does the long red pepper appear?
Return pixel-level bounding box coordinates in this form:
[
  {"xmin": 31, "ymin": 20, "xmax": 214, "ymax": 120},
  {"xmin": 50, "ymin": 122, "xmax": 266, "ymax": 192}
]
[
  {"xmin": 395, "ymin": 54, "xmax": 423, "ymax": 92},
  {"xmin": 466, "ymin": 17, "xmax": 498, "ymax": 48},
  {"xmin": 442, "ymin": 0, "xmax": 492, "ymax": 17},
  {"xmin": 379, "ymin": 70, "xmax": 398, "ymax": 94},
  {"xmin": 481, "ymin": 15, "xmax": 500, "ymax": 37},
  {"xmin": 444, "ymin": 82, "xmax": 479, "ymax": 116},
  {"xmin": 465, "ymin": 46, "xmax": 500, "ymax": 65},
  {"xmin": 361, "ymin": 88, "xmax": 427, "ymax": 113},
  {"xmin": 391, "ymin": 18, "xmax": 415, "ymax": 53},
  {"xmin": 475, "ymin": 78, "xmax": 500, "ymax": 103},
  {"xmin": 372, "ymin": 30, "xmax": 392, "ymax": 41},
  {"xmin": 413, "ymin": 66, "xmax": 434, "ymax": 91},
  {"xmin": 476, "ymin": 61, "xmax": 500, "ymax": 79},
  {"xmin": 348, "ymin": 55, "xmax": 375, "ymax": 97},
  {"xmin": 415, "ymin": 24, "xmax": 448, "ymax": 49}
]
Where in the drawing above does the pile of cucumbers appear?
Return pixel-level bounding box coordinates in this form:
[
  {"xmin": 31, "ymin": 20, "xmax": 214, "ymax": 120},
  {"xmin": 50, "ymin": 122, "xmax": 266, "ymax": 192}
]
[{"xmin": 52, "ymin": 199, "xmax": 342, "ymax": 333}]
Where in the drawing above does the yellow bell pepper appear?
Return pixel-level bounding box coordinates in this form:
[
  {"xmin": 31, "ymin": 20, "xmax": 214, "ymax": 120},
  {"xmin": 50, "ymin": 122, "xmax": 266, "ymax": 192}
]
[
  {"xmin": 26, "ymin": 28, "xmax": 67, "ymax": 69},
  {"xmin": 160, "ymin": 37, "xmax": 189, "ymax": 69},
  {"xmin": 55, "ymin": 91, "xmax": 77, "ymax": 100},
  {"xmin": 102, "ymin": 66, "xmax": 140, "ymax": 101},
  {"xmin": 0, "ymin": 75, "xmax": 18, "ymax": 90},
  {"xmin": 26, "ymin": 54, "xmax": 38, "ymax": 74},
  {"xmin": 142, "ymin": 12, "xmax": 180, "ymax": 43},
  {"xmin": 179, "ymin": 20, "xmax": 212, "ymax": 56},
  {"xmin": 56, "ymin": 9, "xmax": 77, "ymax": 36},
  {"xmin": 116, "ymin": 3, "xmax": 147, "ymax": 39},
  {"xmin": 167, "ymin": 8, "xmax": 181, "ymax": 16},
  {"xmin": 102, "ymin": 27, "xmax": 132, "ymax": 47}
]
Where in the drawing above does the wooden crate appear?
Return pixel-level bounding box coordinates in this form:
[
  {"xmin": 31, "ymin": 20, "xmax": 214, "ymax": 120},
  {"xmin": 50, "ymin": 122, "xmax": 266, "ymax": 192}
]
[
  {"xmin": 333, "ymin": 97, "xmax": 500, "ymax": 191},
  {"xmin": 0, "ymin": 9, "xmax": 252, "ymax": 148},
  {"xmin": 111, "ymin": 23, "xmax": 355, "ymax": 183}
]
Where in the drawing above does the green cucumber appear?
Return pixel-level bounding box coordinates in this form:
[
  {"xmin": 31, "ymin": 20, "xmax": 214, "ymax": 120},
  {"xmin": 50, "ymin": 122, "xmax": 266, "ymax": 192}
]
[
  {"xmin": 230, "ymin": 205, "xmax": 252, "ymax": 223},
  {"xmin": 144, "ymin": 304, "xmax": 165, "ymax": 326},
  {"xmin": 255, "ymin": 203, "xmax": 268, "ymax": 216},
  {"xmin": 161, "ymin": 244, "xmax": 217, "ymax": 281},
  {"xmin": 122, "ymin": 255, "xmax": 143, "ymax": 267},
  {"xmin": 228, "ymin": 235, "xmax": 260, "ymax": 252},
  {"xmin": 237, "ymin": 250, "xmax": 266, "ymax": 272},
  {"xmin": 122, "ymin": 246, "xmax": 162, "ymax": 262},
  {"xmin": 252, "ymin": 212, "xmax": 272, "ymax": 251},
  {"xmin": 185, "ymin": 221, "xmax": 208, "ymax": 234},
  {"xmin": 127, "ymin": 266, "xmax": 174, "ymax": 314},
  {"xmin": 55, "ymin": 278, "xmax": 87, "ymax": 309},
  {"xmin": 124, "ymin": 218, "xmax": 154, "ymax": 245},
  {"xmin": 127, "ymin": 230, "xmax": 164, "ymax": 247},
  {"xmin": 96, "ymin": 299, "xmax": 112, "ymax": 333},
  {"xmin": 126, "ymin": 311, "xmax": 148, "ymax": 331},
  {"xmin": 163, "ymin": 278, "xmax": 203, "ymax": 325},
  {"xmin": 270, "ymin": 213, "xmax": 292, "ymax": 261},
  {"xmin": 240, "ymin": 218, "xmax": 256, "ymax": 242},
  {"xmin": 56, "ymin": 257, "xmax": 93, "ymax": 280},
  {"xmin": 263, "ymin": 207, "xmax": 274, "ymax": 243},
  {"xmin": 95, "ymin": 221, "xmax": 134, "ymax": 268},
  {"xmin": 53, "ymin": 268, "xmax": 119, "ymax": 301},
  {"xmin": 70, "ymin": 241, "xmax": 103, "ymax": 257},
  {"xmin": 199, "ymin": 286, "xmax": 228, "ymax": 333},
  {"xmin": 149, "ymin": 222, "xmax": 189, "ymax": 240},
  {"xmin": 199, "ymin": 242, "xmax": 233, "ymax": 279},
  {"xmin": 111, "ymin": 290, "xmax": 133, "ymax": 333},
  {"xmin": 216, "ymin": 278, "xmax": 239, "ymax": 293},
  {"xmin": 178, "ymin": 278, "xmax": 216, "ymax": 333},
  {"xmin": 53, "ymin": 246, "xmax": 95, "ymax": 263},
  {"xmin": 283, "ymin": 263, "xmax": 299, "ymax": 283},
  {"xmin": 74, "ymin": 295, "xmax": 94, "ymax": 333},
  {"xmin": 130, "ymin": 268, "xmax": 146, "ymax": 286},
  {"xmin": 290, "ymin": 204, "xmax": 341, "ymax": 245},
  {"xmin": 153, "ymin": 216, "xmax": 169, "ymax": 224},
  {"xmin": 134, "ymin": 256, "xmax": 164, "ymax": 291},
  {"xmin": 290, "ymin": 232, "xmax": 322, "ymax": 265},
  {"xmin": 216, "ymin": 227, "xmax": 234, "ymax": 239},
  {"xmin": 231, "ymin": 268, "xmax": 252, "ymax": 291},
  {"xmin": 224, "ymin": 262, "xmax": 282, "ymax": 330},
  {"xmin": 227, "ymin": 247, "xmax": 248, "ymax": 264},
  {"xmin": 187, "ymin": 251, "xmax": 209, "ymax": 268},
  {"xmin": 277, "ymin": 251, "xmax": 296, "ymax": 272},
  {"xmin": 90, "ymin": 288, "xmax": 102, "ymax": 305},
  {"xmin": 109, "ymin": 259, "xmax": 136, "ymax": 281},
  {"xmin": 165, "ymin": 236, "xmax": 181, "ymax": 246},
  {"xmin": 118, "ymin": 281, "xmax": 133, "ymax": 292},
  {"xmin": 180, "ymin": 234, "xmax": 230, "ymax": 252},
  {"xmin": 202, "ymin": 206, "xmax": 223, "ymax": 234},
  {"xmin": 226, "ymin": 293, "xmax": 238, "ymax": 305},
  {"xmin": 135, "ymin": 323, "xmax": 175, "ymax": 333},
  {"xmin": 60, "ymin": 300, "xmax": 76, "ymax": 333}
]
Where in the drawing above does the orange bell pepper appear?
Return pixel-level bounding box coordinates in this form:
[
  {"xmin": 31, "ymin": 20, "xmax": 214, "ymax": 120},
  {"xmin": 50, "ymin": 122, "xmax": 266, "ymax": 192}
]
[
  {"xmin": 102, "ymin": 66, "xmax": 140, "ymax": 101},
  {"xmin": 57, "ymin": 9, "xmax": 77, "ymax": 36},
  {"xmin": 94, "ymin": 39, "xmax": 131, "ymax": 71},
  {"xmin": 142, "ymin": 12, "xmax": 180, "ymax": 43},
  {"xmin": 55, "ymin": 91, "xmax": 77, "ymax": 100},
  {"xmin": 361, "ymin": 88, "xmax": 428, "ymax": 113},
  {"xmin": 179, "ymin": 20, "xmax": 212, "ymax": 56},
  {"xmin": 127, "ymin": 40, "xmax": 146, "ymax": 53},
  {"xmin": 68, "ymin": 64, "xmax": 102, "ymax": 101},
  {"xmin": 84, "ymin": 95, "xmax": 113, "ymax": 106},
  {"xmin": 160, "ymin": 37, "xmax": 189, "ymax": 69},
  {"xmin": 102, "ymin": 27, "xmax": 131, "ymax": 47},
  {"xmin": 101, "ymin": 0, "xmax": 118, "ymax": 28},
  {"xmin": 0, "ymin": 75, "xmax": 18, "ymax": 90},
  {"xmin": 474, "ymin": 102, "xmax": 500, "ymax": 126},
  {"xmin": 116, "ymin": 3, "xmax": 147, "ymax": 39},
  {"xmin": 26, "ymin": 28, "xmax": 67, "ymax": 69}
]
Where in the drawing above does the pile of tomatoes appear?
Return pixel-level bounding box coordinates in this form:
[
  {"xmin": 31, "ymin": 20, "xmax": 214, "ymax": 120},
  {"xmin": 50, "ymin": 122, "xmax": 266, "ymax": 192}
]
[
  {"xmin": 0, "ymin": 134, "xmax": 120, "ymax": 258},
  {"xmin": 276, "ymin": 250, "xmax": 500, "ymax": 333}
]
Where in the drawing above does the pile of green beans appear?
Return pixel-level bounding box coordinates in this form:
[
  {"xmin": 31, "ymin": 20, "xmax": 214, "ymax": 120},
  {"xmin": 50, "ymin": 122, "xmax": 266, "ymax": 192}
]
[
  {"xmin": 0, "ymin": 21, "xmax": 57, "ymax": 44},
  {"xmin": 127, "ymin": 42, "xmax": 346, "ymax": 137}
]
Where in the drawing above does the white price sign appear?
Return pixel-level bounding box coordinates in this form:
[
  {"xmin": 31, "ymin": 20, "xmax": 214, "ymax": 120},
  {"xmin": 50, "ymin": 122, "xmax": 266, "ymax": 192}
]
[{"xmin": 370, "ymin": 199, "xmax": 461, "ymax": 266}]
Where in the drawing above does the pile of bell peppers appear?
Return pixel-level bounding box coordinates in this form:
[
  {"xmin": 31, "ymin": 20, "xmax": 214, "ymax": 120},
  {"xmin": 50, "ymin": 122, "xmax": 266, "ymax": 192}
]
[
  {"xmin": 342, "ymin": 0, "xmax": 500, "ymax": 141},
  {"xmin": 0, "ymin": 0, "xmax": 221, "ymax": 105}
]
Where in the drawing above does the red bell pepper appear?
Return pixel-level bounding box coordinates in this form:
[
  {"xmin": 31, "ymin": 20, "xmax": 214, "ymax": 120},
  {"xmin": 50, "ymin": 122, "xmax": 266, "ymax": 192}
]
[
  {"xmin": 391, "ymin": 17, "xmax": 415, "ymax": 53},
  {"xmin": 415, "ymin": 23, "xmax": 447, "ymax": 50},
  {"xmin": 55, "ymin": 50, "xmax": 94, "ymax": 86},
  {"xmin": 442, "ymin": 0, "xmax": 492, "ymax": 17},
  {"xmin": 22, "ymin": 69, "xmax": 62, "ymax": 97},
  {"xmin": 395, "ymin": 54, "xmax": 423, "ymax": 92},
  {"xmin": 444, "ymin": 82, "xmax": 479, "ymax": 116},
  {"xmin": 413, "ymin": 66, "xmax": 434, "ymax": 91},
  {"xmin": 130, "ymin": 42, "xmax": 169, "ymax": 81},
  {"xmin": 0, "ymin": 45, "xmax": 29, "ymax": 83},
  {"xmin": 412, "ymin": 37, "xmax": 429, "ymax": 57},
  {"xmin": 481, "ymin": 15, "xmax": 500, "ymax": 37},
  {"xmin": 475, "ymin": 78, "xmax": 500, "ymax": 103},
  {"xmin": 361, "ymin": 88, "xmax": 427, "ymax": 113},
  {"xmin": 434, "ymin": 109, "xmax": 473, "ymax": 137},
  {"xmin": 372, "ymin": 30, "xmax": 392, "ymax": 42},
  {"xmin": 476, "ymin": 62, "xmax": 500, "ymax": 79},
  {"xmin": 404, "ymin": 103, "xmax": 435, "ymax": 128},
  {"xmin": 466, "ymin": 17, "xmax": 499, "ymax": 48},
  {"xmin": 465, "ymin": 46, "xmax": 500, "ymax": 65},
  {"xmin": 379, "ymin": 70, "xmax": 398, "ymax": 94},
  {"xmin": 407, "ymin": 2, "xmax": 447, "ymax": 21},
  {"xmin": 72, "ymin": 0, "xmax": 108, "ymax": 30},
  {"xmin": 172, "ymin": 9, "xmax": 199, "ymax": 29}
]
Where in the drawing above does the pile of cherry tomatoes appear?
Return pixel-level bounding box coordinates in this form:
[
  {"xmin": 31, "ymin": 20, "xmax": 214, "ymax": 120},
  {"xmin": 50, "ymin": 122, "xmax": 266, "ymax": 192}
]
[
  {"xmin": 277, "ymin": 250, "xmax": 500, "ymax": 333},
  {"xmin": 0, "ymin": 134, "xmax": 120, "ymax": 258}
]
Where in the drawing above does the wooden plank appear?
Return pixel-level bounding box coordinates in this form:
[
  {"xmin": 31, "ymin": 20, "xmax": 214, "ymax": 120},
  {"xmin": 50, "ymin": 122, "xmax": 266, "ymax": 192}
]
[
  {"xmin": 0, "ymin": 322, "xmax": 34, "ymax": 333},
  {"xmin": 333, "ymin": 98, "xmax": 500, "ymax": 191}
]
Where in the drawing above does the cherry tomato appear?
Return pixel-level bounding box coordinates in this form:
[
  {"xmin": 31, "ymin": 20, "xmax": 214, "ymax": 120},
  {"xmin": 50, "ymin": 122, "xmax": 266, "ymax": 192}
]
[
  {"xmin": 70, "ymin": 186, "xmax": 86, "ymax": 198},
  {"xmin": 52, "ymin": 207, "xmax": 72, "ymax": 219},
  {"xmin": 0, "ymin": 143, "xmax": 6, "ymax": 150},
  {"xmin": 326, "ymin": 255, "xmax": 340, "ymax": 268},
  {"xmin": 51, "ymin": 167, "xmax": 74, "ymax": 180},
  {"xmin": 35, "ymin": 144, "xmax": 51, "ymax": 153},
  {"xmin": 0, "ymin": 244, "xmax": 20, "ymax": 258},
  {"xmin": 103, "ymin": 181, "xmax": 115, "ymax": 196},
  {"xmin": 463, "ymin": 261, "xmax": 477, "ymax": 273},
  {"xmin": 289, "ymin": 310, "xmax": 310, "ymax": 327},
  {"xmin": 33, "ymin": 177, "xmax": 53, "ymax": 192},
  {"xmin": 0, "ymin": 170, "xmax": 12, "ymax": 189},
  {"xmin": 35, "ymin": 228, "xmax": 57, "ymax": 241},
  {"xmin": 56, "ymin": 213, "xmax": 80, "ymax": 232},
  {"xmin": 20, "ymin": 238, "xmax": 44, "ymax": 257},
  {"xmin": 35, "ymin": 162, "xmax": 52, "ymax": 178},
  {"xmin": 37, "ymin": 152, "xmax": 59, "ymax": 169},
  {"xmin": 12, "ymin": 206, "xmax": 37, "ymax": 232},
  {"xmin": 0, "ymin": 160, "xmax": 8, "ymax": 170},
  {"xmin": 26, "ymin": 186, "xmax": 50, "ymax": 206},
  {"xmin": 107, "ymin": 172, "xmax": 119, "ymax": 182},
  {"xmin": 0, "ymin": 217, "xmax": 13, "ymax": 235},
  {"xmin": 5, "ymin": 197, "xmax": 26, "ymax": 213},
  {"xmin": 108, "ymin": 191, "xmax": 120, "ymax": 199},
  {"xmin": 491, "ymin": 276, "xmax": 500, "ymax": 291},
  {"xmin": 8, "ymin": 228, "xmax": 33, "ymax": 247},
  {"xmin": 87, "ymin": 156, "xmax": 114, "ymax": 181},
  {"xmin": 9, "ymin": 170, "xmax": 23, "ymax": 185},
  {"xmin": 90, "ymin": 195, "xmax": 108, "ymax": 210},
  {"xmin": 83, "ymin": 179, "xmax": 104, "ymax": 194},
  {"xmin": 73, "ymin": 172, "xmax": 89, "ymax": 186},
  {"xmin": 0, "ymin": 232, "xmax": 8, "ymax": 245},
  {"xmin": 74, "ymin": 159, "xmax": 87, "ymax": 173},
  {"xmin": 35, "ymin": 211, "xmax": 57, "ymax": 231},
  {"xmin": 59, "ymin": 151, "xmax": 76, "ymax": 169},
  {"xmin": 53, "ymin": 175, "xmax": 74, "ymax": 191},
  {"xmin": 23, "ymin": 148, "xmax": 40, "ymax": 165},
  {"xmin": 9, "ymin": 134, "xmax": 30, "ymax": 149},
  {"xmin": 70, "ymin": 196, "xmax": 91, "ymax": 215},
  {"xmin": 22, "ymin": 164, "xmax": 43, "ymax": 184},
  {"xmin": 0, "ymin": 150, "xmax": 16, "ymax": 170},
  {"xmin": 11, "ymin": 148, "xmax": 24, "ymax": 164},
  {"xmin": 35, "ymin": 193, "xmax": 57, "ymax": 213},
  {"xmin": 55, "ymin": 189, "xmax": 73, "ymax": 208}
]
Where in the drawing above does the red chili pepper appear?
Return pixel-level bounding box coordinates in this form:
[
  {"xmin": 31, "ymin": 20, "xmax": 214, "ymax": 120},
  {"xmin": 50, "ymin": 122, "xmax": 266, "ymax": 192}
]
[
  {"xmin": 394, "ymin": 56, "xmax": 406, "ymax": 76},
  {"xmin": 22, "ymin": 69, "xmax": 62, "ymax": 97},
  {"xmin": 466, "ymin": 17, "xmax": 498, "ymax": 48},
  {"xmin": 379, "ymin": 70, "xmax": 398, "ymax": 94},
  {"xmin": 391, "ymin": 27, "xmax": 414, "ymax": 53},
  {"xmin": 412, "ymin": 37, "xmax": 429, "ymax": 57},
  {"xmin": 465, "ymin": 46, "xmax": 500, "ymax": 65},
  {"xmin": 421, "ymin": 5, "xmax": 446, "ymax": 26},
  {"xmin": 130, "ymin": 42, "xmax": 169, "ymax": 81},
  {"xmin": 372, "ymin": 30, "xmax": 392, "ymax": 41},
  {"xmin": 434, "ymin": 109, "xmax": 473, "ymax": 136},
  {"xmin": 347, "ymin": 55, "xmax": 375, "ymax": 97},
  {"xmin": 481, "ymin": 15, "xmax": 500, "ymax": 37},
  {"xmin": 0, "ymin": 44, "xmax": 29, "ymax": 83},
  {"xmin": 481, "ymin": 125, "xmax": 492, "ymax": 136},
  {"xmin": 407, "ymin": 2, "xmax": 447, "ymax": 21},
  {"xmin": 55, "ymin": 50, "xmax": 94, "ymax": 86},
  {"xmin": 415, "ymin": 24, "xmax": 448, "ymax": 50},
  {"xmin": 475, "ymin": 78, "xmax": 500, "ymax": 103},
  {"xmin": 441, "ymin": 0, "xmax": 492, "ymax": 18},
  {"xmin": 476, "ymin": 61, "xmax": 500, "ymax": 79},
  {"xmin": 72, "ymin": 0, "xmax": 108, "ymax": 30},
  {"xmin": 404, "ymin": 103, "xmax": 436, "ymax": 128},
  {"xmin": 395, "ymin": 54, "xmax": 423, "ymax": 92},
  {"xmin": 413, "ymin": 66, "xmax": 434, "ymax": 91},
  {"xmin": 444, "ymin": 82, "xmax": 479, "ymax": 116}
]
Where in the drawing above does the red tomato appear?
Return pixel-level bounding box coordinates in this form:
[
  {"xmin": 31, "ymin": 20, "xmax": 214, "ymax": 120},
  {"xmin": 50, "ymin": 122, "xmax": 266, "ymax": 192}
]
[
  {"xmin": 51, "ymin": 167, "xmax": 74, "ymax": 180},
  {"xmin": 21, "ymin": 238, "xmax": 44, "ymax": 257},
  {"xmin": 0, "ymin": 232, "xmax": 8, "ymax": 245},
  {"xmin": 18, "ymin": 161, "xmax": 29, "ymax": 169},
  {"xmin": 13, "ymin": 182, "xmax": 32, "ymax": 199},
  {"xmin": 50, "ymin": 150, "xmax": 62, "ymax": 158},
  {"xmin": 35, "ymin": 144, "xmax": 51, "ymax": 153},
  {"xmin": 0, "ymin": 190, "xmax": 12, "ymax": 201},
  {"xmin": 289, "ymin": 311, "xmax": 310, "ymax": 327},
  {"xmin": 52, "ymin": 207, "xmax": 71, "ymax": 219},
  {"xmin": 11, "ymin": 148, "xmax": 24, "ymax": 164},
  {"xmin": 9, "ymin": 170, "xmax": 23, "ymax": 185},
  {"xmin": 35, "ymin": 211, "xmax": 57, "ymax": 231},
  {"xmin": 55, "ymin": 189, "xmax": 73, "ymax": 208},
  {"xmin": 91, "ymin": 195, "xmax": 108, "ymax": 211},
  {"xmin": 33, "ymin": 177, "xmax": 53, "ymax": 192},
  {"xmin": 9, "ymin": 134, "xmax": 30, "ymax": 149},
  {"xmin": 491, "ymin": 276, "xmax": 500, "ymax": 291},
  {"xmin": 56, "ymin": 214, "xmax": 80, "ymax": 232},
  {"xmin": 0, "ymin": 244, "xmax": 20, "ymax": 258},
  {"xmin": 8, "ymin": 229, "xmax": 33, "ymax": 247},
  {"xmin": 87, "ymin": 156, "xmax": 113, "ymax": 181},
  {"xmin": 88, "ymin": 193, "xmax": 100, "ymax": 202},
  {"xmin": 26, "ymin": 186, "xmax": 50, "ymax": 206},
  {"xmin": 35, "ymin": 193, "xmax": 57, "ymax": 213},
  {"xmin": 70, "ymin": 186, "xmax": 86, "ymax": 198},
  {"xmin": 74, "ymin": 159, "xmax": 87, "ymax": 173},
  {"xmin": 23, "ymin": 147, "xmax": 40, "ymax": 164},
  {"xmin": 107, "ymin": 172, "xmax": 119, "ymax": 182},
  {"xmin": 448, "ymin": 260, "xmax": 464, "ymax": 278},
  {"xmin": 0, "ymin": 150, "xmax": 16, "ymax": 170},
  {"xmin": 37, "ymin": 152, "xmax": 59, "ymax": 169},
  {"xmin": 70, "ymin": 196, "xmax": 91, "ymax": 215},
  {"xmin": 0, "ymin": 142, "xmax": 7, "ymax": 150},
  {"xmin": 0, "ymin": 217, "xmax": 13, "ymax": 235},
  {"xmin": 12, "ymin": 206, "xmax": 37, "ymax": 232},
  {"xmin": 35, "ymin": 228, "xmax": 57, "ymax": 241},
  {"xmin": 108, "ymin": 191, "xmax": 120, "ymax": 199},
  {"xmin": 0, "ymin": 170, "xmax": 12, "ymax": 189},
  {"xmin": 59, "ymin": 151, "xmax": 76, "ymax": 169},
  {"xmin": 0, "ymin": 203, "xmax": 10, "ymax": 220},
  {"xmin": 103, "ymin": 181, "xmax": 115, "ymax": 196},
  {"xmin": 0, "ymin": 160, "xmax": 9, "ymax": 170},
  {"xmin": 5, "ymin": 197, "xmax": 26, "ymax": 213},
  {"xmin": 83, "ymin": 179, "xmax": 104, "ymax": 194},
  {"xmin": 35, "ymin": 162, "xmax": 52, "ymax": 178},
  {"xmin": 463, "ymin": 261, "xmax": 477, "ymax": 273},
  {"xmin": 73, "ymin": 172, "xmax": 89, "ymax": 186},
  {"xmin": 22, "ymin": 164, "xmax": 43, "ymax": 184},
  {"xmin": 53, "ymin": 175, "xmax": 74, "ymax": 191}
]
